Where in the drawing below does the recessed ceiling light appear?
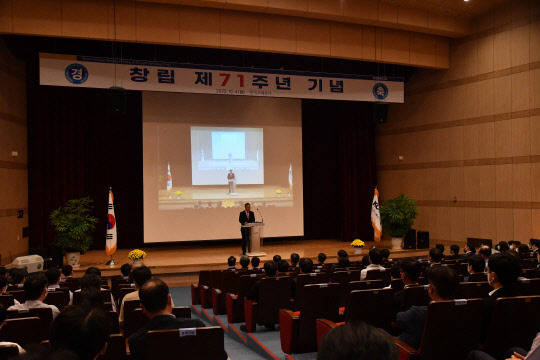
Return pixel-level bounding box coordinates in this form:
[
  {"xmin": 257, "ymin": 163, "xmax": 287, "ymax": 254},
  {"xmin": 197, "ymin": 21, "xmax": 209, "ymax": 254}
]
[{"xmin": 464, "ymin": 0, "xmax": 470, "ymax": 2}]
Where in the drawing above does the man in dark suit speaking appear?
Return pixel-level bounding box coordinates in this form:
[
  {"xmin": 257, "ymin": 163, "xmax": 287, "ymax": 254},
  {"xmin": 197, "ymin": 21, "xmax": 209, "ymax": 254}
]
[{"xmin": 239, "ymin": 202, "xmax": 255, "ymax": 255}]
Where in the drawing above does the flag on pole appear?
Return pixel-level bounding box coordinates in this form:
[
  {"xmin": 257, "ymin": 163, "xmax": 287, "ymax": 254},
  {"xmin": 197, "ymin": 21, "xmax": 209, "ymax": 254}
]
[
  {"xmin": 288, "ymin": 163, "xmax": 293, "ymax": 196},
  {"xmin": 167, "ymin": 162, "xmax": 172, "ymax": 191},
  {"xmin": 371, "ymin": 187, "xmax": 382, "ymax": 242},
  {"xmin": 106, "ymin": 188, "xmax": 117, "ymax": 256}
]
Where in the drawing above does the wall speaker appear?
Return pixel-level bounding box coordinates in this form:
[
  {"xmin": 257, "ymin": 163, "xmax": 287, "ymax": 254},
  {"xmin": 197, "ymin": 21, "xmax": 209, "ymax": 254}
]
[
  {"xmin": 108, "ymin": 86, "xmax": 127, "ymax": 115},
  {"xmin": 417, "ymin": 231, "xmax": 430, "ymax": 249},
  {"xmin": 372, "ymin": 102, "xmax": 388, "ymax": 124},
  {"xmin": 404, "ymin": 229, "xmax": 416, "ymax": 249}
]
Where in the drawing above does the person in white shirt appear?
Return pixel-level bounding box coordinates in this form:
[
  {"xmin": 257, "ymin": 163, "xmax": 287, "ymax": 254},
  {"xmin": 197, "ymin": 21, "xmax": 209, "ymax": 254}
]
[
  {"xmin": 119, "ymin": 266, "xmax": 160, "ymax": 327},
  {"xmin": 0, "ymin": 275, "xmax": 20, "ymax": 306},
  {"xmin": 46, "ymin": 267, "xmax": 73, "ymax": 305},
  {"xmin": 8, "ymin": 273, "xmax": 60, "ymax": 319},
  {"xmin": 360, "ymin": 248, "xmax": 386, "ymax": 280},
  {"xmin": 120, "ymin": 263, "xmax": 132, "ymax": 281}
]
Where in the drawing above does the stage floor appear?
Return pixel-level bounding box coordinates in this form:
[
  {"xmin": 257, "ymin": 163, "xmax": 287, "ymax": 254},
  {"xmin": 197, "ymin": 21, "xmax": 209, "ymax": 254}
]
[{"xmin": 74, "ymin": 239, "xmax": 430, "ymax": 286}]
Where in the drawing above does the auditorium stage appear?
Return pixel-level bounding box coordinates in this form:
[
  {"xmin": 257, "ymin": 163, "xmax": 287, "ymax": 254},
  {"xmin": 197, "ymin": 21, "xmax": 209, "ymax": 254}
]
[{"xmin": 73, "ymin": 239, "xmax": 430, "ymax": 286}]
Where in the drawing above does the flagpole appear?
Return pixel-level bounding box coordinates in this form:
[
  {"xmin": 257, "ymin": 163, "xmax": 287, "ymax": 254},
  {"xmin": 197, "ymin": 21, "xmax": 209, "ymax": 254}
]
[{"xmin": 105, "ymin": 186, "xmax": 118, "ymax": 266}]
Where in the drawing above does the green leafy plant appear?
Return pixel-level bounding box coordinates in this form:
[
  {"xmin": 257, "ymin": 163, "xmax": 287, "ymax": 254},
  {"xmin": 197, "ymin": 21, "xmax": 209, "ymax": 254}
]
[
  {"xmin": 380, "ymin": 194, "xmax": 418, "ymax": 238},
  {"xmin": 50, "ymin": 196, "xmax": 98, "ymax": 252}
]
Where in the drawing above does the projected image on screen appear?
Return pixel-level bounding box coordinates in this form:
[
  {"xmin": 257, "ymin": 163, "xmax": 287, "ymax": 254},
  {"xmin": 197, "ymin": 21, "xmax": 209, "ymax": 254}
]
[{"xmin": 191, "ymin": 127, "xmax": 264, "ymax": 185}]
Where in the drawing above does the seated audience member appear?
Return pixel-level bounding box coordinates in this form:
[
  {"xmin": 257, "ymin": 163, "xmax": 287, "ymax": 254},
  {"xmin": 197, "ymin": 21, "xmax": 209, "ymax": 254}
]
[
  {"xmin": 273, "ymin": 255, "xmax": 282, "ymax": 263},
  {"xmin": 360, "ymin": 248, "xmax": 385, "ymax": 280},
  {"xmin": 290, "ymin": 253, "xmax": 300, "ymax": 268},
  {"xmin": 508, "ymin": 241, "xmax": 516, "ymax": 251},
  {"xmin": 517, "ymin": 244, "xmax": 531, "ymax": 259},
  {"xmin": 277, "ymin": 259, "xmax": 290, "ymax": 273},
  {"xmin": 245, "ymin": 261, "xmax": 278, "ymax": 302},
  {"xmin": 128, "ymin": 279, "xmax": 206, "ymax": 360},
  {"xmin": 50, "ymin": 305, "xmax": 111, "ymax": 360},
  {"xmin": 466, "ymin": 331, "xmax": 540, "ymax": 360},
  {"xmin": 85, "ymin": 267, "xmax": 102, "ymax": 277},
  {"xmin": 482, "ymin": 253, "xmax": 521, "ymax": 335},
  {"xmin": 465, "ymin": 255, "xmax": 486, "ymax": 282},
  {"xmin": 496, "ymin": 241, "xmax": 510, "ymax": 253},
  {"xmin": 435, "ymin": 244, "xmax": 445, "ymax": 258},
  {"xmin": 317, "ymin": 322, "xmax": 398, "ymax": 360},
  {"xmin": 447, "ymin": 245, "xmax": 460, "ymax": 260},
  {"xmin": 119, "ymin": 266, "xmax": 153, "ymax": 326},
  {"xmin": 8, "ymin": 268, "xmax": 17, "ymax": 285},
  {"xmin": 0, "ymin": 267, "xmax": 6, "ymax": 277},
  {"xmin": 512, "ymin": 241, "xmax": 522, "ymax": 251},
  {"xmin": 227, "ymin": 256, "xmax": 237, "ymax": 271},
  {"xmin": 531, "ymin": 239, "xmax": 540, "ymax": 257},
  {"xmin": 317, "ymin": 253, "xmax": 327, "ymax": 266},
  {"xmin": 393, "ymin": 259, "xmax": 421, "ymax": 312},
  {"xmin": 390, "ymin": 262, "xmax": 401, "ymax": 280},
  {"xmin": 536, "ymin": 252, "xmax": 540, "ymax": 278},
  {"xmin": 0, "ymin": 275, "xmax": 20, "ymax": 305},
  {"xmin": 337, "ymin": 256, "xmax": 351, "ymax": 268},
  {"xmin": 361, "ymin": 255, "xmax": 370, "ymax": 268},
  {"xmin": 120, "ymin": 263, "xmax": 132, "ymax": 280},
  {"xmin": 0, "ymin": 304, "xmax": 26, "ymax": 355},
  {"xmin": 239, "ymin": 255, "xmax": 250, "ymax": 270},
  {"xmin": 291, "ymin": 258, "xmax": 314, "ymax": 298},
  {"xmin": 461, "ymin": 243, "xmax": 476, "ymax": 259},
  {"xmin": 61, "ymin": 265, "xmax": 73, "ymax": 280},
  {"xmin": 380, "ymin": 248, "xmax": 391, "ymax": 262},
  {"xmin": 8, "ymin": 273, "xmax": 60, "ymax": 318},
  {"xmin": 478, "ymin": 246, "xmax": 492, "ymax": 268},
  {"xmin": 251, "ymin": 256, "xmax": 261, "ymax": 270},
  {"xmin": 337, "ymin": 249, "xmax": 348, "ymax": 261},
  {"xmin": 396, "ymin": 266, "xmax": 459, "ymax": 349},
  {"xmin": 46, "ymin": 267, "xmax": 73, "ymax": 304},
  {"xmin": 424, "ymin": 247, "xmax": 444, "ymax": 274},
  {"xmin": 77, "ymin": 274, "xmax": 116, "ymax": 311},
  {"xmin": 80, "ymin": 287, "xmax": 106, "ymax": 310},
  {"xmin": 12, "ymin": 268, "xmax": 28, "ymax": 288}
]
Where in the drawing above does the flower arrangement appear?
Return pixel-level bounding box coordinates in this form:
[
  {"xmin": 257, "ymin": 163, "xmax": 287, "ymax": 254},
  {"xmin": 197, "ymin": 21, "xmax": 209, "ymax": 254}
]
[
  {"xmin": 276, "ymin": 190, "xmax": 283, "ymax": 194},
  {"xmin": 128, "ymin": 249, "xmax": 147, "ymax": 260},
  {"xmin": 350, "ymin": 239, "xmax": 365, "ymax": 248},
  {"xmin": 174, "ymin": 191, "xmax": 183, "ymax": 196}
]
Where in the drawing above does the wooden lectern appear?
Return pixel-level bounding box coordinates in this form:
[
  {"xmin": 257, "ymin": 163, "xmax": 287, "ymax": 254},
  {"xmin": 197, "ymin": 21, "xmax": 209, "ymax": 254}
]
[{"xmin": 241, "ymin": 223, "xmax": 266, "ymax": 257}]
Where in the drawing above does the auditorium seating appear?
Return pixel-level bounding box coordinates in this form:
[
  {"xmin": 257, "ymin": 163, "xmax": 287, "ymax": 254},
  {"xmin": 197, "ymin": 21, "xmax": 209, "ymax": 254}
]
[
  {"xmin": 521, "ymin": 258, "xmax": 538, "ymax": 269},
  {"xmin": 454, "ymin": 282, "xmax": 491, "ymax": 299},
  {"xmin": 244, "ymin": 276, "xmax": 292, "ymax": 332},
  {"xmin": 8, "ymin": 308, "xmax": 53, "ymax": 340},
  {"xmin": 517, "ymin": 278, "xmax": 540, "ymax": 295},
  {"xmin": 365, "ymin": 269, "xmax": 392, "ymax": 286},
  {"xmin": 8, "ymin": 290, "xmax": 25, "ymax": 303},
  {"xmin": 483, "ymin": 295, "xmax": 540, "ymax": 359},
  {"xmin": 400, "ymin": 285, "xmax": 430, "ymax": 311},
  {"xmin": 391, "ymin": 279, "xmax": 405, "ymax": 291},
  {"xmin": 394, "ymin": 299, "xmax": 484, "ymax": 360},
  {"xmin": 44, "ymin": 291, "xmax": 68, "ymax": 310},
  {"xmin": 115, "ymin": 287, "xmax": 137, "ymax": 306},
  {"xmin": 226, "ymin": 273, "xmax": 264, "ymax": 323},
  {"xmin": 522, "ymin": 268, "xmax": 539, "ymax": 279},
  {"xmin": 0, "ymin": 317, "xmax": 41, "ymax": 346},
  {"xmin": 100, "ymin": 334, "xmax": 127, "ymax": 360},
  {"xmin": 0, "ymin": 344, "xmax": 19, "ymax": 358},
  {"xmin": 191, "ymin": 270, "xmax": 210, "ymax": 305},
  {"xmin": 279, "ymin": 283, "xmax": 340, "ymax": 354},
  {"xmin": 348, "ymin": 279, "xmax": 385, "ymax": 292},
  {"xmin": 73, "ymin": 289, "xmax": 113, "ymax": 305},
  {"xmin": 145, "ymin": 326, "xmax": 227, "ymax": 360},
  {"xmin": 330, "ymin": 270, "xmax": 361, "ymax": 307},
  {"xmin": 467, "ymin": 273, "xmax": 488, "ymax": 282},
  {"xmin": 292, "ymin": 272, "xmax": 330, "ymax": 309},
  {"xmin": 124, "ymin": 300, "xmax": 192, "ymax": 338},
  {"xmin": 212, "ymin": 270, "xmax": 238, "ymax": 315},
  {"xmin": 0, "ymin": 295, "xmax": 15, "ymax": 308},
  {"xmin": 344, "ymin": 289, "xmax": 395, "ymax": 331},
  {"xmin": 201, "ymin": 270, "xmax": 222, "ymax": 308}
]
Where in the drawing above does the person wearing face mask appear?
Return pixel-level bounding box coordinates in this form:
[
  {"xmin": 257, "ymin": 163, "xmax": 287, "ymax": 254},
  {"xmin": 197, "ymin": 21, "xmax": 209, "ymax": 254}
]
[{"xmin": 481, "ymin": 252, "xmax": 521, "ymax": 339}]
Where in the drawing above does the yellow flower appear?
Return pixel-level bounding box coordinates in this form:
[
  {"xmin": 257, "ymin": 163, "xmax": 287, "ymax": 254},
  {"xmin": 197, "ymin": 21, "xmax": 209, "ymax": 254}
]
[
  {"xmin": 128, "ymin": 249, "xmax": 147, "ymax": 260},
  {"xmin": 175, "ymin": 191, "xmax": 183, "ymax": 196},
  {"xmin": 276, "ymin": 190, "xmax": 283, "ymax": 194},
  {"xmin": 351, "ymin": 239, "xmax": 365, "ymax": 248}
]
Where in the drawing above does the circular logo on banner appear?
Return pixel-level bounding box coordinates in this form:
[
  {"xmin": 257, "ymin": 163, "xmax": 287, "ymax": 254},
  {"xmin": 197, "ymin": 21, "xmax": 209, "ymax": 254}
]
[
  {"xmin": 372, "ymin": 83, "xmax": 389, "ymax": 100},
  {"xmin": 65, "ymin": 63, "xmax": 88, "ymax": 84},
  {"xmin": 107, "ymin": 214, "xmax": 116, "ymax": 230}
]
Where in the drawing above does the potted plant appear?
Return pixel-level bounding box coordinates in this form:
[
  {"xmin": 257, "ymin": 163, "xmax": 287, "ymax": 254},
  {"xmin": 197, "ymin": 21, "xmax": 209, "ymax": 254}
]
[
  {"xmin": 380, "ymin": 194, "xmax": 418, "ymax": 250},
  {"xmin": 128, "ymin": 249, "xmax": 147, "ymax": 267},
  {"xmin": 50, "ymin": 196, "xmax": 98, "ymax": 267},
  {"xmin": 350, "ymin": 239, "xmax": 365, "ymax": 254}
]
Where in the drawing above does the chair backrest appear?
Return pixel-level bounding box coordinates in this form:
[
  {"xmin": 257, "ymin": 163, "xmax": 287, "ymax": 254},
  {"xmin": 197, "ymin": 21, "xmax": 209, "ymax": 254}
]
[
  {"xmin": 521, "ymin": 258, "xmax": 538, "ymax": 269},
  {"xmin": 124, "ymin": 308, "xmax": 149, "ymax": 338},
  {"xmin": 467, "ymin": 273, "xmax": 487, "ymax": 282},
  {"xmin": 220, "ymin": 271, "xmax": 239, "ymax": 296},
  {"xmin": 0, "ymin": 317, "xmax": 41, "ymax": 346},
  {"xmin": 345, "ymin": 289, "xmax": 395, "ymax": 331},
  {"xmin": 256, "ymin": 276, "xmax": 292, "ymax": 325},
  {"xmin": 400, "ymin": 285, "xmax": 430, "ymax": 311},
  {"xmin": 44, "ymin": 291, "xmax": 67, "ymax": 310},
  {"xmin": 349, "ymin": 280, "xmax": 385, "ymax": 292},
  {"xmin": 198, "ymin": 270, "xmax": 211, "ymax": 287},
  {"xmin": 124, "ymin": 299, "xmax": 141, "ymax": 314},
  {"xmin": 484, "ymin": 296, "xmax": 540, "ymax": 359},
  {"xmin": 391, "ymin": 279, "xmax": 404, "ymax": 291},
  {"xmin": 366, "ymin": 269, "xmax": 392, "ymax": 286},
  {"xmin": 172, "ymin": 307, "xmax": 192, "ymax": 319},
  {"xmin": 0, "ymin": 295, "xmax": 15, "ymax": 308},
  {"xmin": 418, "ymin": 299, "xmax": 484, "ymax": 360},
  {"xmin": 145, "ymin": 327, "xmax": 227, "ymax": 360},
  {"xmin": 117, "ymin": 287, "xmax": 137, "ymax": 305},
  {"xmin": 99, "ymin": 334, "xmax": 126, "ymax": 360},
  {"xmin": 8, "ymin": 290, "xmax": 25, "ymax": 303},
  {"xmin": 294, "ymin": 283, "xmax": 340, "ymax": 352},
  {"xmin": 108, "ymin": 311, "xmax": 120, "ymax": 334},
  {"xmin": 7, "ymin": 308, "xmax": 53, "ymax": 340},
  {"xmin": 522, "ymin": 268, "xmax": 539, "ymax": 279},
  {"xmin": 294, "ymin": 273, "xmax": 330, "ymax": 304},
  {"xmin": 237, "ymin": 274, "xmax": 265, "ymax": 299},
  {"xmin": 209, "ymin": 270, "xmax": 223, "ymax": 291},
  {"xmin": 458, "ymin": 263, "xmax": 469, "ymax": 276},
  {"xmin": 454, "ymin": 282, "xmax": 491, "ymax": 299},
  {"xmin": 0, "ymin": 344, "xmax": 19, "ymax": 359},
  {"xmin": 331, "ymin": 270, "xmax": 361, "ymax": 307},
  {"xmin": 516, "ymin": 278, "xmax": 540, "ymax": 296}
]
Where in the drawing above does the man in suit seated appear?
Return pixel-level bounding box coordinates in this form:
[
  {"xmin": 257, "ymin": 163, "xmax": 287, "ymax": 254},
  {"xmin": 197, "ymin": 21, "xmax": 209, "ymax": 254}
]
[
  {"xmin": 8, "ymin": 273, "xmax": 60, "ymax": 318},
  {"xmin": 464, "ymin": 255, "xmax": 486, "ymax": 282},
  {"xmin": 435, "ymin": 244, "xmax": 445, "ymax": 258},
  {"xmin": 50, "ymin": 305, "xmax": 111, "ymax": 360},
  {"xmin": 424, "ymin": 247, "xmax": 444, "ymax": 275},
  {"xmin": 478, "ymin": 246, "xmax": 492, "ymax": 270},
  {"xmin": 291, "ymin": 258, "xmax": 314, "ymax": 298},
  {"xmin": 129, "ymin": 278, "xmax": 205, "ymax": 360},
  {"xmin": 251, "ymin": 256, "xmax": 261, "ymax": 270},
  {"xmin": 393, "ymin": 258, "xmax": 421, "ymax": 314},
  {"xmin": 290, "ymin": 253, "xmax": 300, "ymax": 268},
  {"xmin": 226, "ymin": 256, "xmax": 237, "ymax": 271},
  {"xmin": 277, "ymin": 259, "xmax": 290, "ymax": 273},
  {"xmin": 396, "ymin": 266, "xmax": 459, "ymax": 349},
  {"xmin": 530, "ymin": 239, "xmax": 540, "ymax": 257},
  {"xmin": 239, "ymin": 255, "xmax": 250, "ymax": 271},
  {"xmin": 446, "ymin": 245, "xmax": 460, "ymax": 260},
  {"xmin": 241, "ymin": 261, "xmax": 278, "ymax": 332},
  {"xmin": 119, "ymin": 266, "xmax": 153, "ymax": 328},
  {"xmin": 361, "ymin": 248, "xmax": 385, "ymax": 280},
  {"xmin": 481, "ymin": 252, "xmax": 521, "ymax": 339},
  {"xmin": 317, "ymin": 253, "xmax": 327, "ymax": 267},
  {"xmin": 461, "ymin": 243, "xmax": 476, "ymax": 260}
]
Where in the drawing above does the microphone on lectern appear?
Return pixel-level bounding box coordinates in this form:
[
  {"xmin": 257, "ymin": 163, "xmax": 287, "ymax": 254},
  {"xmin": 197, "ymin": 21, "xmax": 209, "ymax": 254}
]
[{"xmin": 256, "ymin": 208, "xmax": 264, "ymax": 223}]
